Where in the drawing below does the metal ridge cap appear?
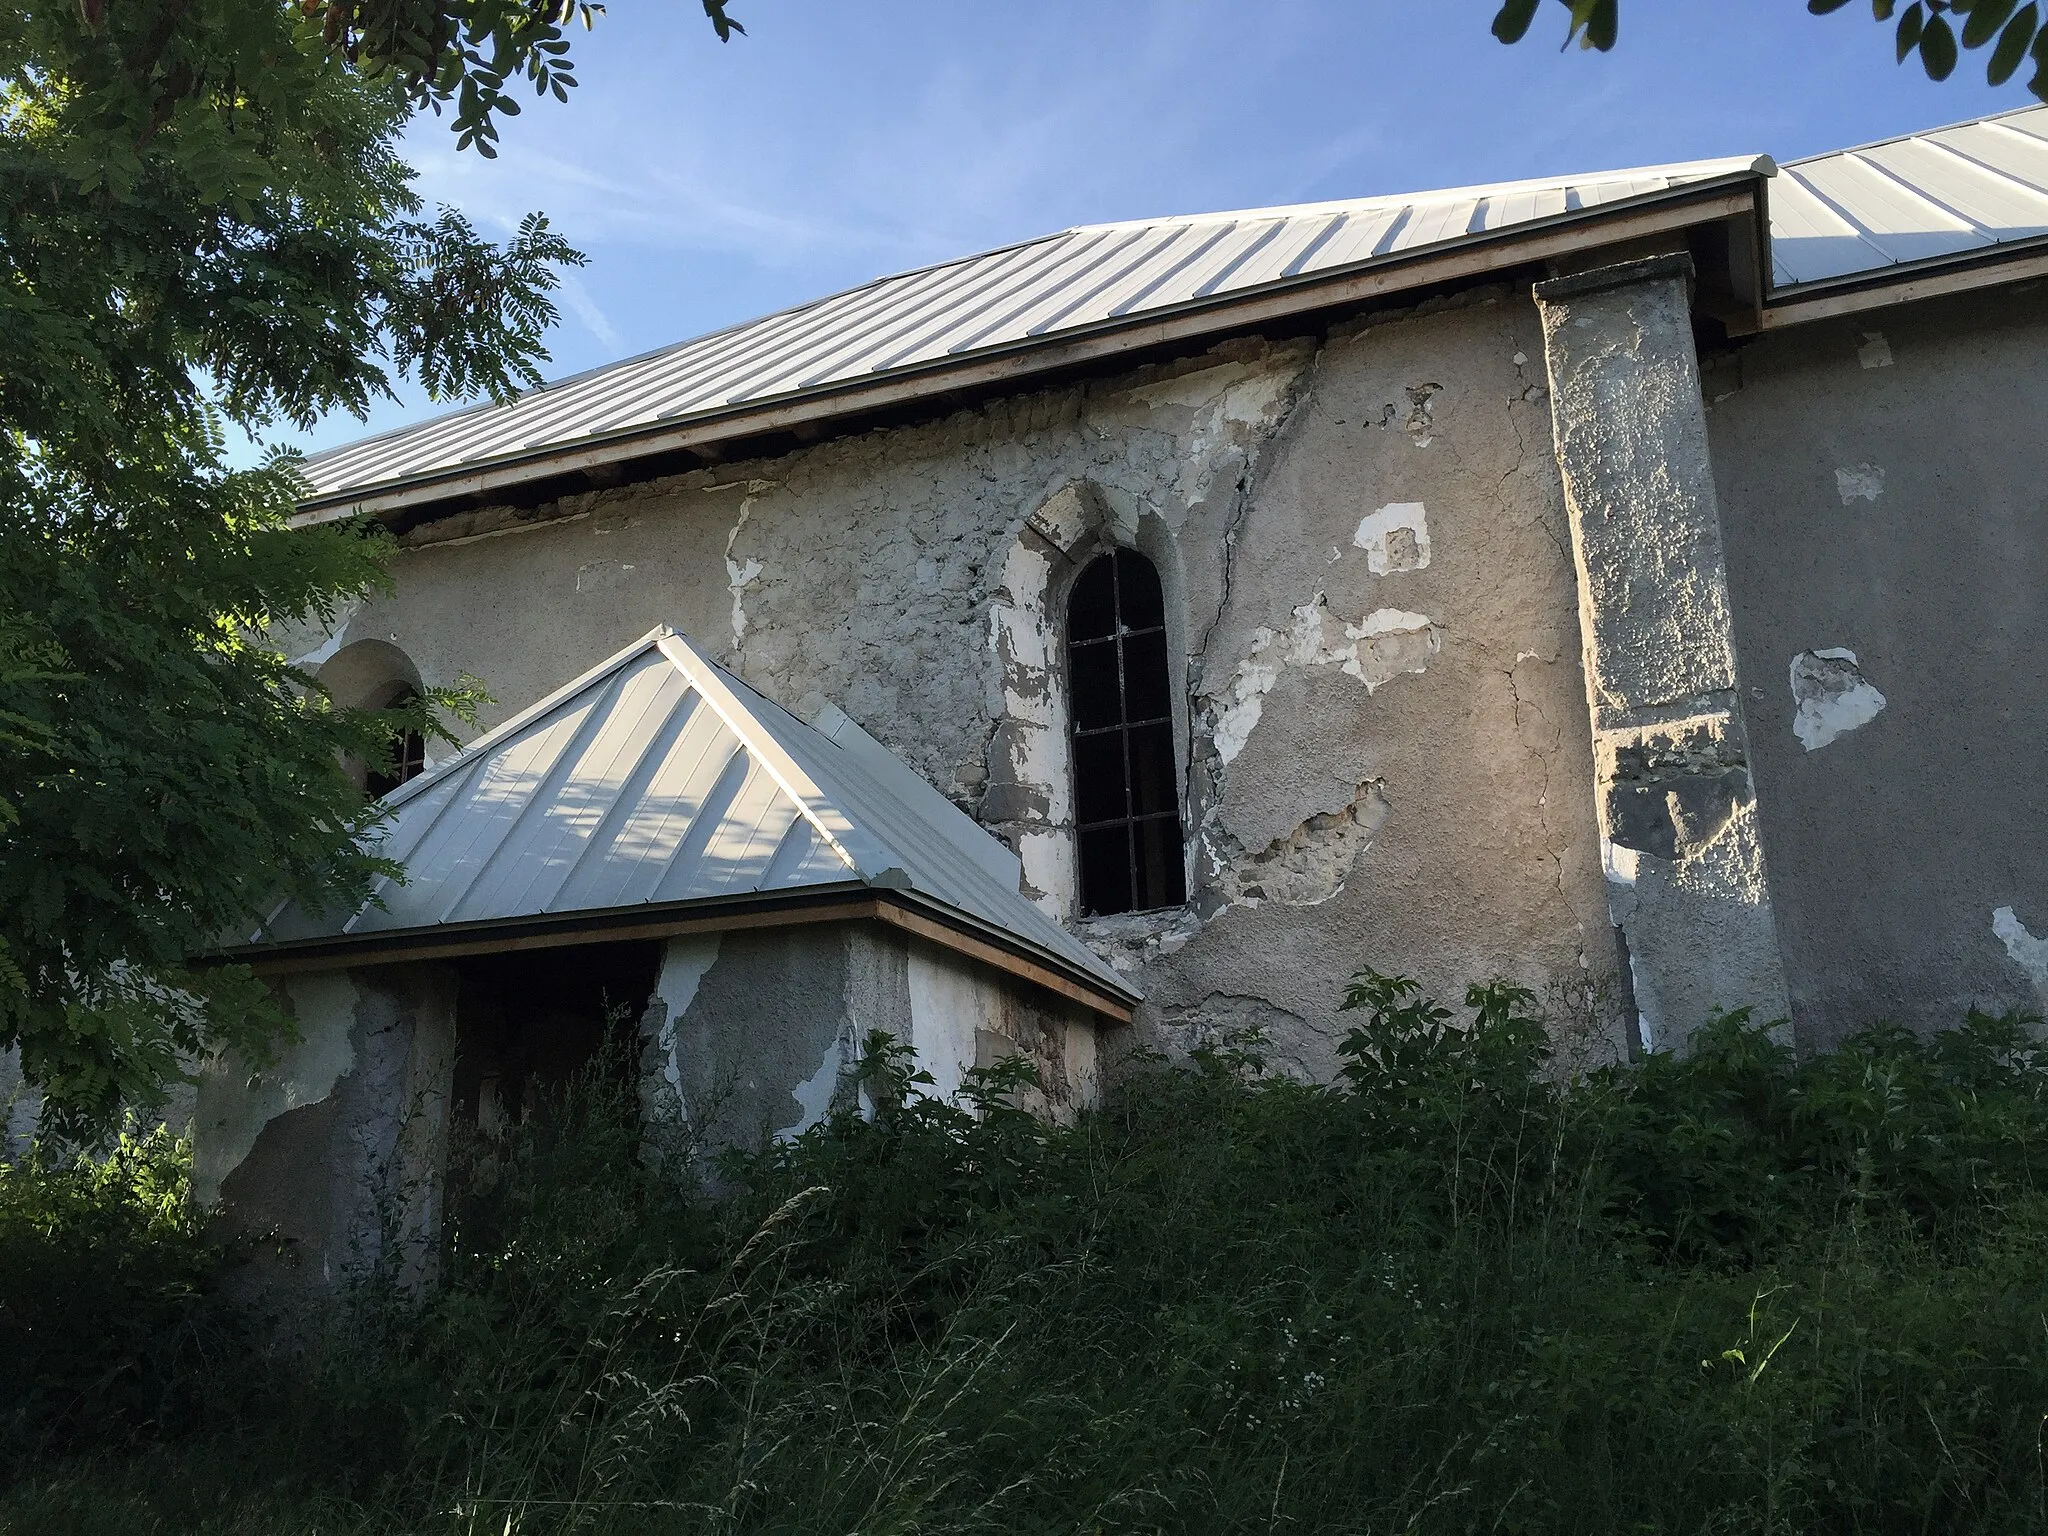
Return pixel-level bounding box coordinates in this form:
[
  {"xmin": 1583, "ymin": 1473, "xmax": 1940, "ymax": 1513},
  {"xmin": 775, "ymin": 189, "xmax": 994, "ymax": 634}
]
[{"xmin": 297, "ymin": 173, "xmax": 1763, "ymax": 519}]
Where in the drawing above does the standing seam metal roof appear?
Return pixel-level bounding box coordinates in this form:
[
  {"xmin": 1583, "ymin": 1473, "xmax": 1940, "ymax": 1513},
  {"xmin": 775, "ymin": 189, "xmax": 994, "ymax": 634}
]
[
  {"xmin": 241, "ymin": 626, "xmax": 1136, "ymax": 1004},
  {"xmin": 296, "ymin": 105, "xmax": 2048, "ymax": 511},
  {"xmin": 295, "ymin": 157, "xmax": 1764, "ymax": 505}
]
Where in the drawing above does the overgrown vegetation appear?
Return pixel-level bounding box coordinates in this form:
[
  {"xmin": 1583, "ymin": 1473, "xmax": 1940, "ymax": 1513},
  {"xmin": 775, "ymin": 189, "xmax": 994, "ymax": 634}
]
[{"xmin": 7, "ymin": 974, "xmax": 2048, "ymax": 1533}]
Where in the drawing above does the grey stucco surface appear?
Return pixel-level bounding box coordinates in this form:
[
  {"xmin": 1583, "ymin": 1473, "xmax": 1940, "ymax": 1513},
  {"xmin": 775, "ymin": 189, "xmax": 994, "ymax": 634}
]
[
  {"xmin": 657, "ymin": 924, "xmax": 905, "ymax": 1150},
  {"xmin": 639, "ymin": 922, "xmax": 1101, "ymax": 1155},
  {"xmin": 199, "ymin": 963, "xmax": 456, "ymax": 1295},
  {"xmin": 1705, "ymin": 281, "xmax": 2048, "ymax": 1041},
  {"xmin": 1535, "ymin": 256, "xmax": 1790, "ymax": 1052},
  {"xmin": 302, "ymin": 288, "xmax": 1623, "ymax": 1077}
]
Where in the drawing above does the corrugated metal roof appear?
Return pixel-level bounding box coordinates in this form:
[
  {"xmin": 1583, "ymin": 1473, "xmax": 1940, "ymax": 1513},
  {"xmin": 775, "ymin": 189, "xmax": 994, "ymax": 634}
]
[
  {"xmin": 295, "ymin": 156, "xmax": 1765, "ymax": 508},
  {"xmin": 242, "ymin": 626, "xmax": 1135, "ymax": 1002},
  {"xmin": 296, "ymin": 105, "xmax": 2048, "ymax": 514},
  {"xmin": 1768, "ymin": 105, "xmax": 2048, "ymax": 286}
]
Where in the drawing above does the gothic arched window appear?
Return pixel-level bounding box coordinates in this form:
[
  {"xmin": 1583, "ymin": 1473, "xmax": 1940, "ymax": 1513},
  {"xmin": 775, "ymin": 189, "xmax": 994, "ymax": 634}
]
[
  {"xmin": 1066, "ymin": 550, "xmax": 1186, "ymax": 916},
  {"xmin": 366, "ymin": 685, "xmax": 427, "ymax": 800}
]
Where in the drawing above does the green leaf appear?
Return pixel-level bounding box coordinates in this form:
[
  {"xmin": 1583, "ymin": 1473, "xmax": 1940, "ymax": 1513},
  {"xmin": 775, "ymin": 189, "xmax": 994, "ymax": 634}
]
[
  {"xmin": 1874, "ymin": 0, "xmax": 1897, "ymax": 19},
  {"xmin": 1962, "ymin": 0, "xmax": 2018, "ymax": 46},
  {"xmin": 1586, "ymin": 0, "xmax": 1619, "ymax": 48},
  {"xmin": 1898, "ymin": 1, "xmax": 1927, "ymax": 58},
  {"xmin": 1808, "ymin": 0, "xmax": 1856, "ymax": 12},
  {"xmin": 1492, "ymin": 0, "xmax": 1542, "ymax": 42},
  {"xmin": 1988, "ymin": 3, "xmax": 2039, "ymax": 80},
  {"xmin": 1922, "ymin": 12, "xmax": 1961, "ymax": 74}
]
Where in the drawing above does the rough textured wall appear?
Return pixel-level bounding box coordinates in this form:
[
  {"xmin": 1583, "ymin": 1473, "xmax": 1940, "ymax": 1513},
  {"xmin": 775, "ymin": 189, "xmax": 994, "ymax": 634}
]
[
  {"xmin": 306, "ymin": 287, "xmax": 1618, "ymax": 1075},
  {"xmin": 195, "ymin": 964, "xmax": 456, "ymax": 1293},
  {"xmin": 638, "ymin": 924, "xmax": 1098, "ymax": 1151},
  {"xmin": 1705, "ymin": 282, "xmax": 2048, "ymax": 1041},
  {"xmin": 1533, "ymin": 256, "xmax": 1789, "ymax": 1054}
]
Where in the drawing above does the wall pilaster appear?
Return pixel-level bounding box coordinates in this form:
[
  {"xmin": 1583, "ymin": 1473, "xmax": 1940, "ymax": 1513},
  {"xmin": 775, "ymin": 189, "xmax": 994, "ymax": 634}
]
[{"xmin": 1533, "ymin": 254, "xmax": 1790, "ymax": 1050}]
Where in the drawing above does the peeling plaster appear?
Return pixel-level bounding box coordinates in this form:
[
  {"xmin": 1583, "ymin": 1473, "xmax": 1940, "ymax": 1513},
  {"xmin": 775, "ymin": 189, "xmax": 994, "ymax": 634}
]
[
  {"xmin": 192, "ymin": 972, "xmax": 361, "ymax": 1209},
  {"xmin": 723, "ymin": 481, "xmax": 773, "ymax": 654},
  {"xmin": 908, "ymin": 945, "xmax": 993, "ymax": 1106},
  {"xmin": 1211, "ymin": 780, "xmax": 1390, "ymax": 908},
  {"xmin": 780, "ymin": 1033, "xmax": 843, "ymax": 1141},
  {"xmin": 1857, "ymin": 331, "xmax": 1893, "ymax": 369},
  {"xmin": 644, "ymin": 934, "xmax": 723, "ymax": 1124},
  {"xmin": 1352, "ymin": 502, "xmax": 1431, "ymax": 574},
  {"xmin": 1835, "ymin": 464, "xmax": 1885, "ymax": 503},
  {"xmin": 1790, "ymin": 648, "xmax": 1886, "ymax": 751},
  {"xmin": 285, "ymin": 597, "xmax": 362, "ymax": 669},
  {"xmin": 1210, "ymin": 598, "xmax": 1441, "ymax": 764},
  {"xmin": 1993, "ymin": 906, "xmax": 2048, "ymax": 1003}
]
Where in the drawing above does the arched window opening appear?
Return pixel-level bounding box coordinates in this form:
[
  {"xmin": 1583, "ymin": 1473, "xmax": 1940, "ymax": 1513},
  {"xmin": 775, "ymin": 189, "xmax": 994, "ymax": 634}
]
[
  {"xmin": 366, "ymin": 685, "xmax": 427, "ymax": 800},
  {"xmin": 1066, "ymin": 550, "xmax": 1185, "ymax": 916}
]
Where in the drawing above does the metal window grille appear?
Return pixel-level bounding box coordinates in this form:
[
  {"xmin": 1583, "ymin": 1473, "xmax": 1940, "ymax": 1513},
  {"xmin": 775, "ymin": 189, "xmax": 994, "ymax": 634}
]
[
  {"xmin": 366, "ymin": 686, "xmax": 428, "ymax": 800},
  {"xmin": 1066, "ymin": 550, "xmax": 1187, "ymax": 916}
]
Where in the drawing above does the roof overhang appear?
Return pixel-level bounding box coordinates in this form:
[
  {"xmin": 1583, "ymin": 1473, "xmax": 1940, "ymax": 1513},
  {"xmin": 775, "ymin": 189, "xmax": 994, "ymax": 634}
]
[
  {"xmin": 1757, "ymin": 233, "xmax": 2048, "ymax": 331},
  {"xmin": 206, "ymin": 882, "xmax": 1138, "ymax": 1024},
  {"xmin": 297, "ymin": 169, "xmax": 1773, "ymax": 526}
]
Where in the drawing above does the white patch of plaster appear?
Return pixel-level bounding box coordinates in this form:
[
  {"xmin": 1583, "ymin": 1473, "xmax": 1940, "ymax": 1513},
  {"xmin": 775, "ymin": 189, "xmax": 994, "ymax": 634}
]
[
  {"xmin": 908, "ymin": 946, "xmax": 999, "ymax": 1107},
  {"xmin": 1858, "ymin": 331, "xmax": 1893, "ymax": 369},
  {"xmin": 723, "ymin": 484, "xmax": 770, "ymax": 653},
  {"xmin": 1210, "ymin": 599, "xmax": 1440, "ymax": 764},
  {"xmin": 1016, "ymin": 829, "xmax": 1075, "ymax": 920},
  {"xmin": 191, "ymin": 972, "xmax": 360, "ymax": 1209},
  {"xmin": 286, "ymin": 597, "xmax": 362, "ymax": 668},
  {"xmin": 1352, "ymin": 502, "xmax": 1431, "ymax": 575},
  {"xmin": 1992, "ymin": 907, "xmax": 2048, "ymax": 1000},
  {"xmin": 781, "ymin": 1033, "xmax": 843, "ymax": 1142},
  {"xmin": 649, "ymin": 934, "xmax": 722, "ymax": 1118},
  {"xmin": 1790, "ymin": 648, "xmax": 1887, "ymax": 751},
  {"xmin": 1512, "ymin": 351, "xmax": 1529, "ymax": 367},
  {"xmin": 1602, "ymin": 838, "xmax": 1640, "ymax": 888},
  {"xmin": 1835, "ymin": 464, "xmax": 1885, "ymax": 504}
]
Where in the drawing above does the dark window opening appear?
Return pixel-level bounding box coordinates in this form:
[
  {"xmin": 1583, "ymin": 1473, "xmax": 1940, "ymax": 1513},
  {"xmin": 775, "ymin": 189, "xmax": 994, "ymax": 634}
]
[
  {"xmin": 451, "ymin": 940, "xmax": 659, "ymax": 1135},
  {"xmin": 366, "ymin": 684, "xmax": 427, "ymax": 799},
  {"xmin": 1067, "ymin": 550, "xmax": 1186, "ymax": 916}
]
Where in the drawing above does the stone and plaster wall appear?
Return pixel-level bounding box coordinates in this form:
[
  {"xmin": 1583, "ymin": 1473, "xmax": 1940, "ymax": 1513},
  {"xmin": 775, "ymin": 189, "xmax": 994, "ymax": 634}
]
[
  {"xmin": 194, "ymin": 964, "xmax": 456, "ymax": 1294},
  {"xmin": 293, "ymin": 287, "xmax": 1624, "ymax": 1077},
  {"xmin": 1534, "ymin": 255, "xmax": 1790, "ymax": 1053},
  {"xmin": 1704, "ymin": 281, "xmax": 2048, "ymax": 1043},
  {"xmin": 636, "ymin": 921, "xmax": 1099, "ymax": 1155}
]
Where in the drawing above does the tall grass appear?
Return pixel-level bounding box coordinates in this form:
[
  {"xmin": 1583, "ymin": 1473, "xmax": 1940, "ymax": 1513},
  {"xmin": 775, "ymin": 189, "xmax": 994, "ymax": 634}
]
[{"xmin": 6, "ymin": 974, "xmax": 2048, "ymax": 1533}]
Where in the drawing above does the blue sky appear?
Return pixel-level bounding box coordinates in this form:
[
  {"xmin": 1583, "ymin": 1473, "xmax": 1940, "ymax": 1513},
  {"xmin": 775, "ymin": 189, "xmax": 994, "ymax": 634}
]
[{"xmin": 283, "ymin": 0, "xmax": 2022, "ymax": 460}]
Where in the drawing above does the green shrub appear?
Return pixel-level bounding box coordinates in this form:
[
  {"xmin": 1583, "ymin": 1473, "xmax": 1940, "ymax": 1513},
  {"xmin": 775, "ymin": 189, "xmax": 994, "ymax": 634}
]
[
  {"xmin": 0, "ymin": 1123, "xmax": 228, "ymax": 1469},
  {"xmin": 5, "ymin": 975, "xmax": 2048, "ymax": 1534}
]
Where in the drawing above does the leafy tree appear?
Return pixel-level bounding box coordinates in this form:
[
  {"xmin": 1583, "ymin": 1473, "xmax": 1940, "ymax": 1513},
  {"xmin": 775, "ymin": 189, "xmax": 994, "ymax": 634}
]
[
  {"xmin": 0, "ymin": 0, "xmax": 735, "ymax": 1135},
  {"xmin": 1493, "ymin": 0, "xmax": 2048, "ymax": 99}
]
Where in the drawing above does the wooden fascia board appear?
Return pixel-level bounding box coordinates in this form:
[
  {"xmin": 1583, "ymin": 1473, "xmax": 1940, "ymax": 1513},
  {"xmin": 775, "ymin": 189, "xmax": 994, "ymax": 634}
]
[
  {"xmin": 296, "ymin": 184, "xmax": 1760, "ymax": 525},
  {"xmin": 215, "ymin": 889, "xmax": 1137, "ymax": 1024}
]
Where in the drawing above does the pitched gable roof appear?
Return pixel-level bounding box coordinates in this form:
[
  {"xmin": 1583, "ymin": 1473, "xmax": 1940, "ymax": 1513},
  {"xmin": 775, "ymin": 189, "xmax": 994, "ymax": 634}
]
[
  {"xmin": 226, "ymin": 627, "xmax": 1136, "ymax": 1015},
  {"xmin": 296, "ymin": 105, "xmax": 2048, "ymax": 521},
  {"xmin": 296, "ymin": 154, "xmax": 1770, "ymax": 516}
]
